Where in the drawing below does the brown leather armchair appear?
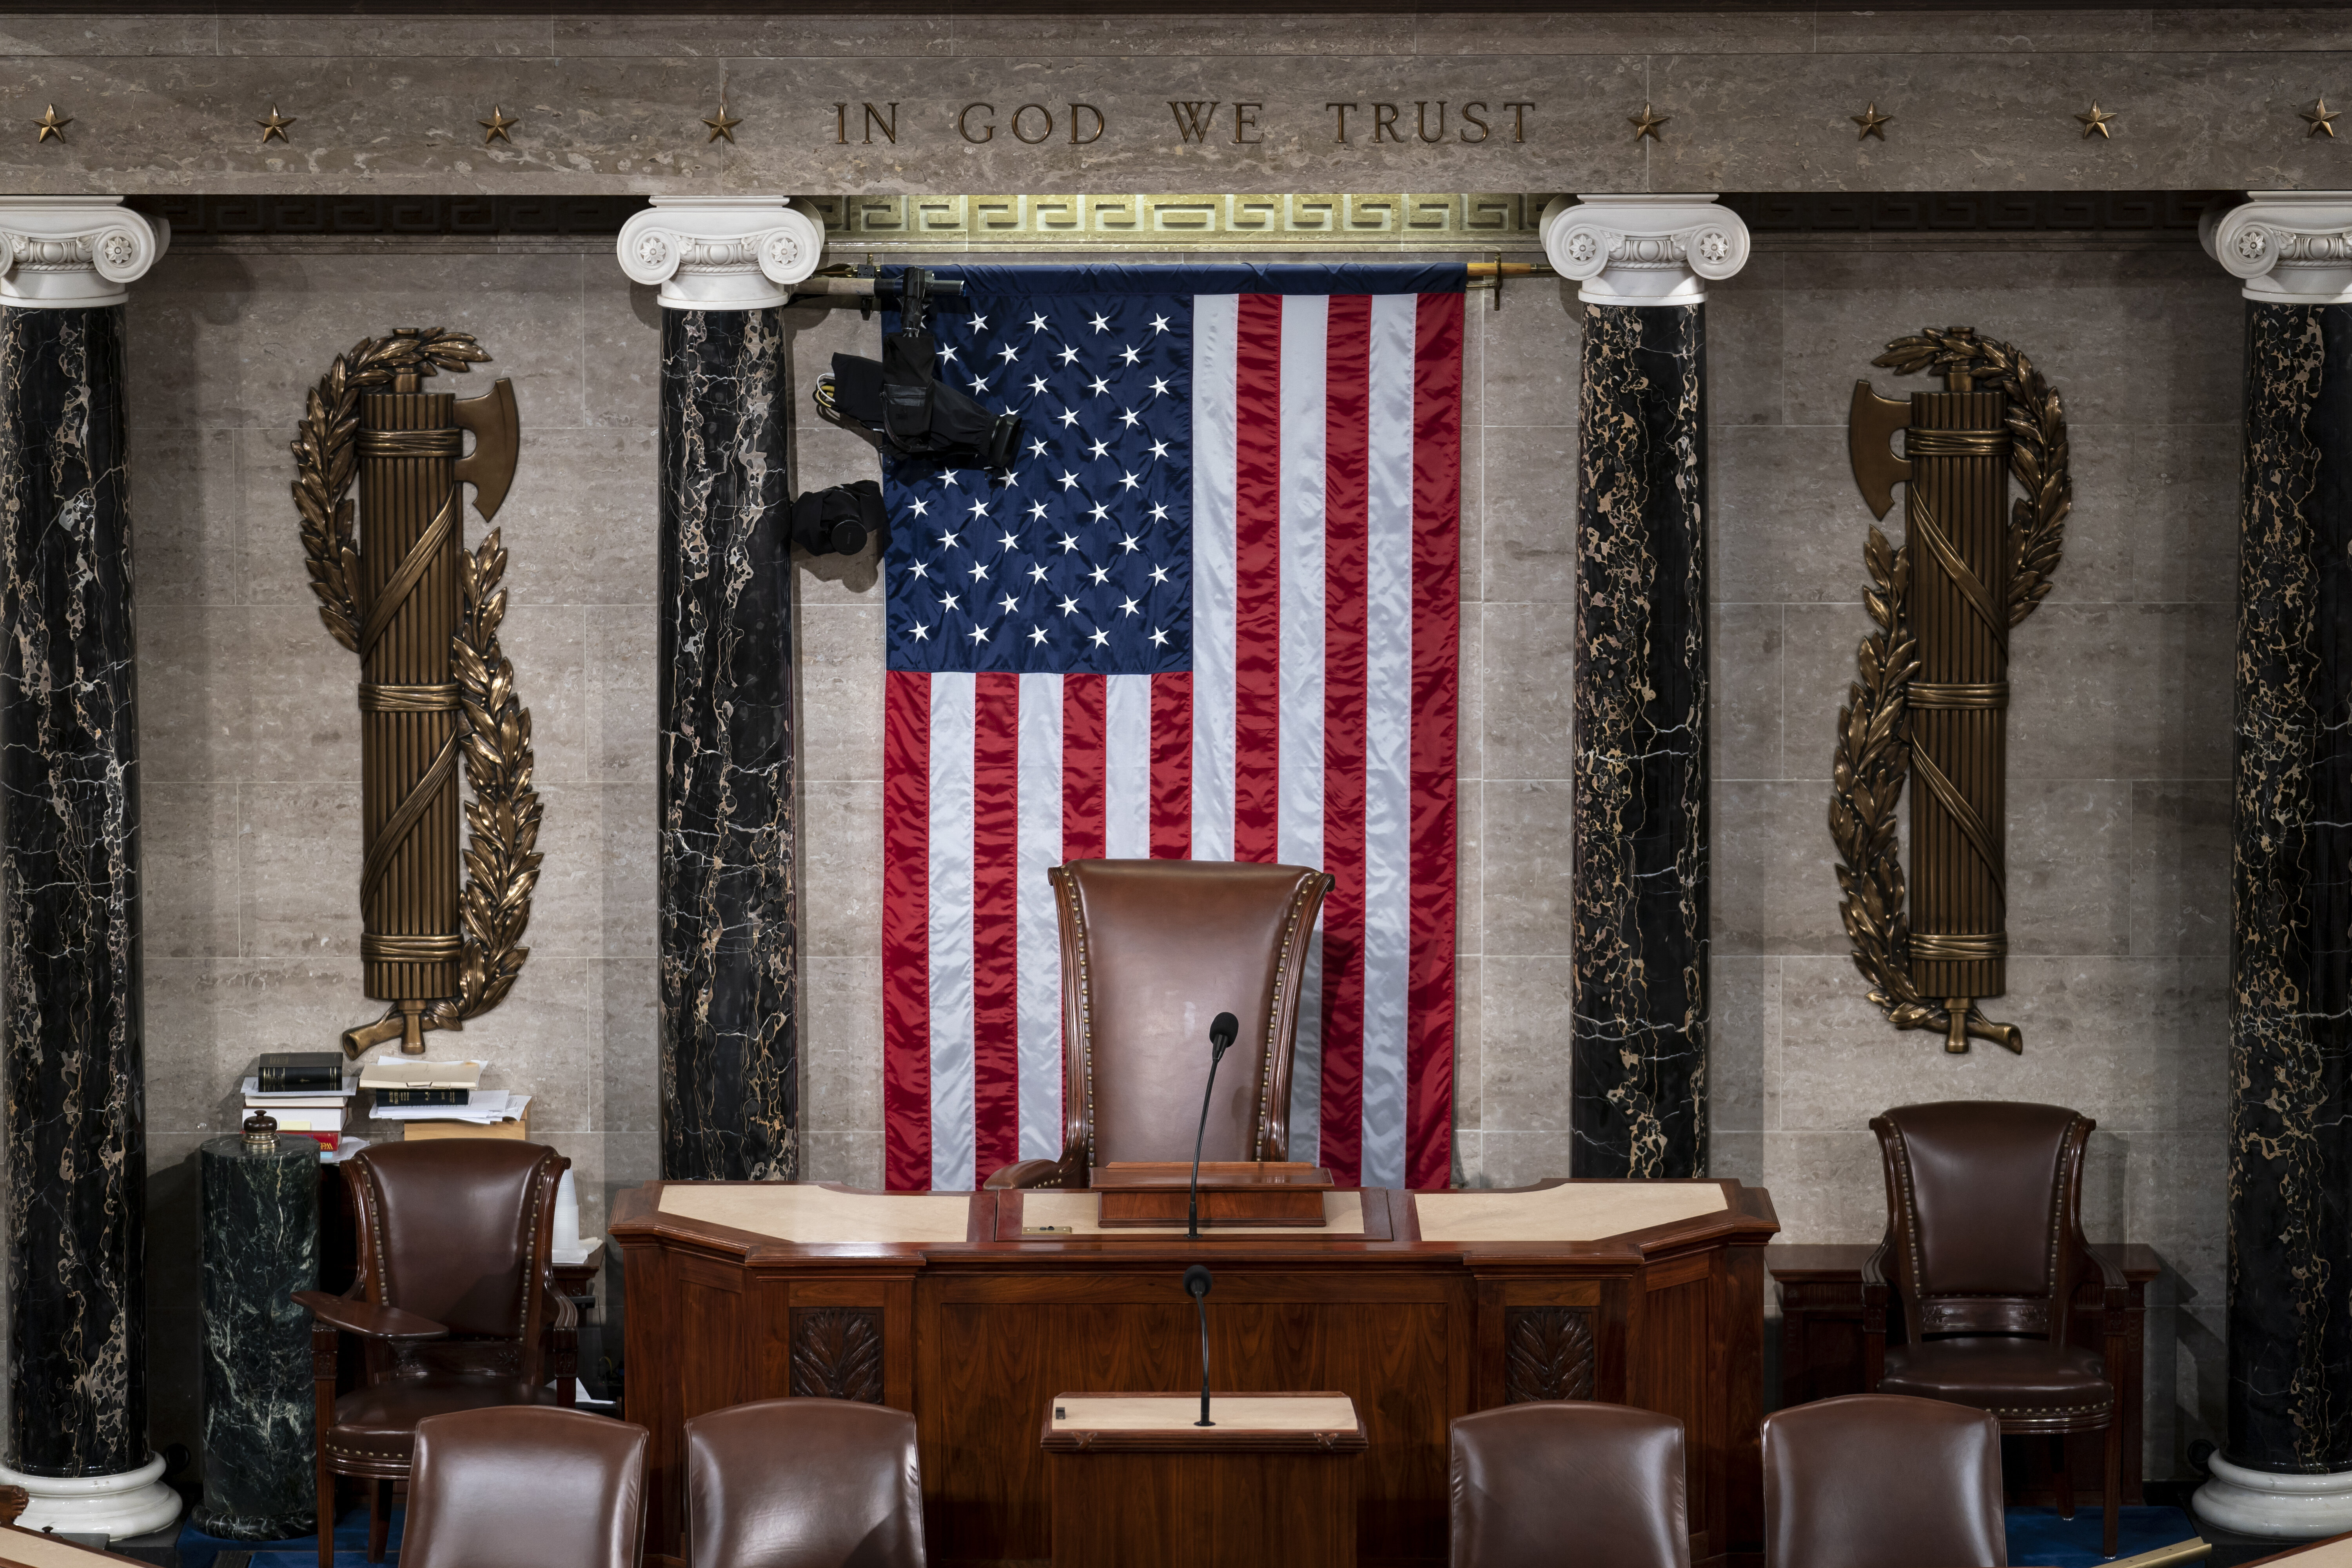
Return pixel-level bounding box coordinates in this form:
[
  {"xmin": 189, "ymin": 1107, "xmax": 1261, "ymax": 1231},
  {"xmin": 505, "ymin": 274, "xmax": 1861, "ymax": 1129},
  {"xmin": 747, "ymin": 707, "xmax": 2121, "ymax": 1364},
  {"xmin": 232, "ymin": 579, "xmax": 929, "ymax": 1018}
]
[
  {"xmin": 294, "ymin": 1140, "xmax": 577, "ymax": 1568},
  {"xmin": 1450, "ymin": 1403, "xmax": 1690, "ymax": 1568},
  {"xmin": 685, "ymin": 1398, "xmax": 926, "ymax": 1568},
  {"xmin": 1761, "ymin": 1393, "xmax": 2006, "ymax": 1568},
  {"xmin": 984, "ymin": 858, "xmax": 1332, "ymax": 1190},
  {"xmin": 1864, "ymin": 1101, "xmax": 2125, "ymax": 1558},
  {"xmin": 400, "ymin": 1406, "xmax": 647, "ymax": 1568}
]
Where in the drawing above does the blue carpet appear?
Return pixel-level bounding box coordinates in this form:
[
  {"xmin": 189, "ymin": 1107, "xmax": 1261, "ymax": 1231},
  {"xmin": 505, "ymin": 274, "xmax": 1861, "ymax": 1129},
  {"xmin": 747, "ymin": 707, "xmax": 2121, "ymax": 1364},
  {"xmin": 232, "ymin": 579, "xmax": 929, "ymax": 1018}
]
[
  {"xmin": 2007, "ymin": 1504, "xmax": 2201, "ymax": 1565},
  {"xmin": 176, "ymin": 1506, "xmax": 402, "ymax": 1568}
]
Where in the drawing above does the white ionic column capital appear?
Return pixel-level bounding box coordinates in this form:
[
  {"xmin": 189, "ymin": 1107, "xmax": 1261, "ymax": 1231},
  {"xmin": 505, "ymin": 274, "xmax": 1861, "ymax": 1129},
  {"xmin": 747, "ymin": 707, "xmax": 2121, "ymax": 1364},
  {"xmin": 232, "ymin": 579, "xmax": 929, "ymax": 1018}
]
[
  {"xmin": 1541, "ymin": 194, "xmax": 1750, "ymax": 307},
  {"xmin": 617, "ymin": 196, "xmax": 824, "ymax": 311},
  {"xmin": 2203, "ymin": 191, "xmax": 2352, "ymax": 306},
  {"xmin": 0, "ymin": 198, "xmax": 168, "ymax": 309}
]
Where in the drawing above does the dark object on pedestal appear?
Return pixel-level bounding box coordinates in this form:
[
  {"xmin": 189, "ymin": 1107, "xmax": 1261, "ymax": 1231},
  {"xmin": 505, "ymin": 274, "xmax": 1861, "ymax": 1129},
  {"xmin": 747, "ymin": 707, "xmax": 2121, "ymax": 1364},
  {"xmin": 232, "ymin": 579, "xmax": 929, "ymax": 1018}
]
[
  {"xmin": 196, "ymin": 1134, "xmax": 321, "ymax": 1541},
  {"xmin": 684, "ymin": 1399, "xmax": 924, "ymax": 1568},
  {"xmin": 984, "ymin": 859, "xmax": 1333, "ymax": 1191},
  {"xmin": 1760, "ymin": 1392, "xmax": 2005, "ymax": 1568},
  {"xmin": 615, "ymin": 1178, "xmax": 1777, "ymax": 1565},
  {"xmin": 401, "ymin": 1407, "xmax": 646, "ymax": 1568},
  {"xmin": 1570, "ymin": 301, "xmax": 1709, "ymax": 1179},
  {"xmin": 0, "ymin": 303, "xmax": 149, "ymax": 1482},
  {"xmin": 1771, "ymin": 1241, "xmax": 2154, "ymax": 1507},
  {"xmin": 1043, "ymin": 1392, "xmax": 1364, "ymax": 1568},
  {"xmin": 293, "ymin": 1142, "xmax": 577, "ymax": 1568},
  {"xmin": 658, "ymin": 305, "xmax": 798, "ymax": 1184},
  {"xmin": 1863, "ymin": 1102, "xmax": 2125, "ymax": 1557},
  {"xmin": 1450, "ymin": 1401, "xmax": 1689, "ymax": 1568}
]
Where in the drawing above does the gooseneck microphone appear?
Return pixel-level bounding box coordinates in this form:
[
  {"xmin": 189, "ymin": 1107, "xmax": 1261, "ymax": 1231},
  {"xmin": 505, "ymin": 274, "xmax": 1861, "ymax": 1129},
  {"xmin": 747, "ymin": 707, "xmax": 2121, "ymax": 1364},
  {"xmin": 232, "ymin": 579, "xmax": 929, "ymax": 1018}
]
[
  {"xmin": 1185, "ymin": 1263, "xmax": 1215, "ymax": 1427},
  {"xmin": 1186, "ymin": 1011, "xmax": 1242, "ymax": 1240}
]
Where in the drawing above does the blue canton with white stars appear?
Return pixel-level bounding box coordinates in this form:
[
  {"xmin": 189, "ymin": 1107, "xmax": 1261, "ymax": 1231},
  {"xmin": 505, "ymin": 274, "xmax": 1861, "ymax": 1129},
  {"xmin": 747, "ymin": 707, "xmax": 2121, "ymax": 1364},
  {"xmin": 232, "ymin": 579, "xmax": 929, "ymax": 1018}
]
[{"xmin": 882, "ymin": 286, "xmax": 1191, "ymax": 675}]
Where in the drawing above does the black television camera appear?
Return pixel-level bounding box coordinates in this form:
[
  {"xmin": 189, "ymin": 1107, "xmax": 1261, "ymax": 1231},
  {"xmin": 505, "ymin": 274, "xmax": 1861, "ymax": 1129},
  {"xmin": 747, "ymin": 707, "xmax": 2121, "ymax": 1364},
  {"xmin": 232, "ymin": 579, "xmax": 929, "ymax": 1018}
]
[{"xmin": 813, "ymin": 268, "xmax": 1023, "ymax": 471}]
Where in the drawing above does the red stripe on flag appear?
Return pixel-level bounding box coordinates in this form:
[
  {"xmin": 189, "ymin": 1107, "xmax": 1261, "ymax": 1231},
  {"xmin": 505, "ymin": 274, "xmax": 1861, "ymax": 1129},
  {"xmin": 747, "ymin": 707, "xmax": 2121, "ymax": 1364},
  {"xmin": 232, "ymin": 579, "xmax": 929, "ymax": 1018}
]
[
  {"xmin": 882, "ymin": 670, "xmax": 933, "ymax": 1191},
  {"xmin": 971, "ymin": 672, "xmax": 1022, "ymax": 1183},
  {"xmin": 1151, "ymin": 672, "xmax": 1193, "ymax": 858},
  {"xmin": 1231, "ymin": 293, "xmax": 1284, "ymax": 865},
  {"xmin": 1316, "ymin": 294, "xmax": 1373, "ymax": 1185},
  {"xmin": 1062, "ymin": 674, "xmax": 1107, "ymax": 861},
  {"xmin": 1406, "ymin": 293, "xmax": 1465, "ymax": 1190}
]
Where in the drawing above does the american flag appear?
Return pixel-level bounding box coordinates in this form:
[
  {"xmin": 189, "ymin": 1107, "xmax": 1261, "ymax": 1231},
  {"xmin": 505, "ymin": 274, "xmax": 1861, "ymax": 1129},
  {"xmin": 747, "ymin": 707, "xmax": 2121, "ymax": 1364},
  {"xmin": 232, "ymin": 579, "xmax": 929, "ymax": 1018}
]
[{"xmin": 879, "ymin": 264, "xmax": 1464, "ymax": 1192}]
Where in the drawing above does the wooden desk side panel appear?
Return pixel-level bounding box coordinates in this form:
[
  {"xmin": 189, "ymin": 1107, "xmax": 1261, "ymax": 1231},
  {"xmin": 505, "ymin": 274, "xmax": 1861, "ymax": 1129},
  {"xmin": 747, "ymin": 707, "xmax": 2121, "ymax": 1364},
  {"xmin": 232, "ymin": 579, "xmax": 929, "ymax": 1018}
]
[
  {"xmin": 920, "ymin": 1269, "xmax": 1465, "ymax": 1566},
  {"xmin": 1047, "ymin": 1450, "xmax": 1357, "ymax": 1568}
]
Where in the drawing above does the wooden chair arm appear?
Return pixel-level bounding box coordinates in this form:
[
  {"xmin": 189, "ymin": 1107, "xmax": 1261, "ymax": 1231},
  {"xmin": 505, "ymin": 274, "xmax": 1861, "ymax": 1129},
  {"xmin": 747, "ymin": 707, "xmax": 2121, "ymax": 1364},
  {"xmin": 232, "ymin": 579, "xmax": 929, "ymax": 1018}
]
[
  {"xmin": 1861, "ymin": 1239, "xmax": 1892, "ymax": 1391},
  {"xmin": 984, "ymin": 1154, "xmax": 1085, "ymax": 1190},
  {"xmin": 294, "ymin": 1289, "xmax": 450, "ymax": 1343}
]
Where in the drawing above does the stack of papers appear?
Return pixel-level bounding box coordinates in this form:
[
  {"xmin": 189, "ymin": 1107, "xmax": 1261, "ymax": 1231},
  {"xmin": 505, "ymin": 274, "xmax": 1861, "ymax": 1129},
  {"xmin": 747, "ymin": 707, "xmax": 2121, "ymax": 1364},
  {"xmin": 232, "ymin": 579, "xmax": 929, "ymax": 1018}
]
[{"xmin": 369, "ymin": 1090, "xmax": 531, "ymax": 1125}]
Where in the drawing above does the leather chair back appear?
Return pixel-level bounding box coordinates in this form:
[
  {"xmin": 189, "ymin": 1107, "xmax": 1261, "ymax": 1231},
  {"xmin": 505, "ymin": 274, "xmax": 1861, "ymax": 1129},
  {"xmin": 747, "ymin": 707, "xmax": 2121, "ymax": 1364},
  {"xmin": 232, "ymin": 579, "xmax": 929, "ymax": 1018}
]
[
  {"xmin": 345, "ymin": 1139, "xmax": 566, "ymax": 1379},
  {"xmin": 1053, "ymin": 858, "xmax": 1330, "ymax": 1170},
  {"xmin": 685, "ymin": 1399, "xmax": 926, "ymax": 1568},
  {"xmin": 1761, "ymin": 1394, "xmax": 2006, "ymax": 1568},
  {"xmin": 401, "ymin": 1406, "xmax": 647, "ymax": 1568},
  {"xmin": 1870, "ymin": 1100, "xmax": 2093, "ymax": 1338},
  {"xmin": 1450, "ymin": 1402, "xmax": 1690, "ymax": 1568}
]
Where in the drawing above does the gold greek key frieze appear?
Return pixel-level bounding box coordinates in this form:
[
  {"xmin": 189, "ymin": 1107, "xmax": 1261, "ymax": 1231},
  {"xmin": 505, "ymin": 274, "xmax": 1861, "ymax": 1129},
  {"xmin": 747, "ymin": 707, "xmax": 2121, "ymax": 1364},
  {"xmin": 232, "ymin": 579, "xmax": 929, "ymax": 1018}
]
[{"xmin": 802, "ymin": 192, "xmax": 1552, "ymax": 252}]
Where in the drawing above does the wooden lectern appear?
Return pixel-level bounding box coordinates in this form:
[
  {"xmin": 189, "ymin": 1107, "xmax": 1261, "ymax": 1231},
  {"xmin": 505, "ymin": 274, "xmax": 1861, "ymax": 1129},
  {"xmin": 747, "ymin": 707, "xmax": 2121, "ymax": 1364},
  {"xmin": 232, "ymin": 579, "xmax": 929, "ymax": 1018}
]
[{"xmin": 1042, "ymin": 1392, "xmax": 1367, "ymax": 1568}]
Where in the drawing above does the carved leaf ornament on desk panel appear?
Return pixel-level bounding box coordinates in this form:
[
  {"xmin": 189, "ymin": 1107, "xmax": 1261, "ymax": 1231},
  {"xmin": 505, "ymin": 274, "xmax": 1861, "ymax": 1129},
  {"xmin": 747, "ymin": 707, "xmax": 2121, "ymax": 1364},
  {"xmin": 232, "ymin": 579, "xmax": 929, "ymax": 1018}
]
[
  {"xmin": 789, "ymin": 1307, "xmax": 885, "ymax": 1403},
  {"xmin": 1503, "ymin": 1306, "xmax": 1597, "ymax": 1403}
]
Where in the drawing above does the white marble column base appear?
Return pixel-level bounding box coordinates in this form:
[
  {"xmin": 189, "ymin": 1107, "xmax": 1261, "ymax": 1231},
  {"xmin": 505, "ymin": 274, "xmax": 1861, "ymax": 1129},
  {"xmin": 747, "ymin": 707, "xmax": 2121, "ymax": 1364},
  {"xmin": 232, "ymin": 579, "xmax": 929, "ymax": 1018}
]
[
  {"xmin": 2194, "ymin": 1451, "xmax": 2352, "ymax": 1540},
  {"xmin": 0, "ymin": 1452, "xmax": 180, "ymax": 1541}
]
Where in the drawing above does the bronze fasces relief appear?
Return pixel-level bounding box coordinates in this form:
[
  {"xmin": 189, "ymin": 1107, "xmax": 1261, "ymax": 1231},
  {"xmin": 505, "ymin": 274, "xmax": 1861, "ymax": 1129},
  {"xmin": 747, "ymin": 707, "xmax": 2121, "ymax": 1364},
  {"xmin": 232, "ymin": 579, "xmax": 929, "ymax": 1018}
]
[
  {"xmin": 291, "ymin": 328, "xmax": 542, "ymax": 1056},
  {"xmin": 1830, "ymin": 328, "xmax": 2071, "ymax": 1054}
]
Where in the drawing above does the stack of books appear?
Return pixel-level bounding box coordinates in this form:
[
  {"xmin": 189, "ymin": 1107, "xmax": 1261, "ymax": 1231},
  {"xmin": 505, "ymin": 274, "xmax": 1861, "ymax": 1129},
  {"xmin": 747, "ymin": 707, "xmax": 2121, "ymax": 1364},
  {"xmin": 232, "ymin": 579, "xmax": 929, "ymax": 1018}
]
[
  {"xmin": 243, "ymin": 1052, "xmax": 359, "ymax": 1156},
  {"xmin": 358, "ymin": 1060, "xmax": 533, "ymax": 1140}
]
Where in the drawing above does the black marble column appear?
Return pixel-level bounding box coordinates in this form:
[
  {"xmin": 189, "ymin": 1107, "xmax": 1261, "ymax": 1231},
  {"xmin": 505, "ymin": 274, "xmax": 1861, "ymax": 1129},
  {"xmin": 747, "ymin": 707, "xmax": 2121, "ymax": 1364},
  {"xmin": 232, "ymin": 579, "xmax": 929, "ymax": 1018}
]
[
  {"xmin": 0, "ymin": 304, "xmax": 148, "ymax": 1475},
  {"xmin": 2226, "ymin": 299, "xmax": 2352, "ymax": 1475},
  {"xmin": 657, "ymin": 306, "xmax": 798, "ymax": 1183},
  {"xmin": 194, "ymin": 1135, "xmax": 317, "ymax": 1540},
  {"xmin": 1570, "ymin": 301, "xmax": 1709, "ymax": 1179}
]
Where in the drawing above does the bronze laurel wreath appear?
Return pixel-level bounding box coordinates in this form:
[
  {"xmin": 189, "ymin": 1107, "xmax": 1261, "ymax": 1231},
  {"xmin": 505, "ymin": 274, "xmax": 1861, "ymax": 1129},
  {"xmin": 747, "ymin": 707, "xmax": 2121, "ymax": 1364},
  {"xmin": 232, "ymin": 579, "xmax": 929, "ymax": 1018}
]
[
  {"xmin": 290, "ymin": 330, "xmax": 541, "ymax": 1029},
  {"xmin": 1828, "ymin": 328, "xmax": 2069, "ymax": 1048}
]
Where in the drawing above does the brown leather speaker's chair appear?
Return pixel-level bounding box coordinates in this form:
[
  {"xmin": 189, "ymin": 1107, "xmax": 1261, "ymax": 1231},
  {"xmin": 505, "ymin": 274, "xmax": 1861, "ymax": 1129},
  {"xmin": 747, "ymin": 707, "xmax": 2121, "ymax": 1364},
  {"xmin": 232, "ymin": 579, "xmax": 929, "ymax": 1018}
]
[
  {"xmin": 685, "ymin": 1399, "xmax": 926, "ymax": 1568},
  {"xmin": 294, "ymin": 1141, "xmax": 577, "ymax": 1568},
  {"xmin": 984, "ymin": 858, "xmax": 1332, "ymax": 1189},
  {"xmin": 1865, "ymin": 1101, "xmax": 2126, "ymax": 1558},
  {"xmin": 400, "ymin": 1406, "xmax": 646, "ymax": 1568},
  {"xmin": 1761, "ymin": 1393, "xmax": 2007, "ymax": 1568},
  {"xmin": 1450, "ymin": 1402, "xmax": 1690, "ymax": 1568}
]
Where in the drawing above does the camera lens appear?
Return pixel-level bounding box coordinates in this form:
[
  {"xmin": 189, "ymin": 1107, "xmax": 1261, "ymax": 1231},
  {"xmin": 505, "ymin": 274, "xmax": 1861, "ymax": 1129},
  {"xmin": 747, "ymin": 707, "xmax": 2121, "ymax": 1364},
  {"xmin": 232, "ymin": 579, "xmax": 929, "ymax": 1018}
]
[{"xmin": 830, "ymin": 519, "xmax": 867, "ymax": 555}]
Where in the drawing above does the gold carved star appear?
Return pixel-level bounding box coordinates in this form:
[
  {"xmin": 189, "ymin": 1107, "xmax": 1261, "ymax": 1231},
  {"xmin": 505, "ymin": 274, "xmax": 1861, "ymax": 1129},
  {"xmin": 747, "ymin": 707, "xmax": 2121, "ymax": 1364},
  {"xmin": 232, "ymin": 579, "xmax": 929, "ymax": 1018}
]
[
  {"xmin": 2304, "ymin": 97, "xmax": 2340, "ymax": 138},
  {"xmin": 1630, "ymin": 103, "xmax": 1669, "ymax": 142},
  {"xmin": 256, "ymin": 105, "xmax": 295, "ymax": 144},
  {"xmin": 2075, "ymin": 102, "xmax": 2116, "ymax": 139},
  {"xmin": 479, "ymin": 105, "xmax": 519, "ymax": 145},
  {"xmin": 1851, "ymin": 102, "xmax": 1892, "ymax": 141},
  {"xmin": 702, "ymin": 103, "xmax": 741, "ymax": 143},
  {"xmin": 33, "ymin": 104, "xmax": 70, "ymax": 144}
]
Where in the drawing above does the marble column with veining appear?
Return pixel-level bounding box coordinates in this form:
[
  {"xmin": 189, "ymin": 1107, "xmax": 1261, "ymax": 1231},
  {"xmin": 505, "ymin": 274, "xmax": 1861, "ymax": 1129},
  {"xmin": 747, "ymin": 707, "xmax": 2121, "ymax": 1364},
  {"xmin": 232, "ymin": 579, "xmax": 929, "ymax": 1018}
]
[
  {"xmin": 2196, "ymin": 193, "xmax": 2352, "ymax": 1541},
  {"xmin": 194, "ymin": 1134, "xmax": 317, "ymax": 1541},
  {"xmin": 619, "ymin": 200, "xmax": 823, "ymax": 1183},
  {"xmin": 1542, "ymin": 197, "xmax": 1749, "ymax": 1180},
  {"xmin": 0, "ymin": 199, "xmax": 178, "ymax": 1539}
]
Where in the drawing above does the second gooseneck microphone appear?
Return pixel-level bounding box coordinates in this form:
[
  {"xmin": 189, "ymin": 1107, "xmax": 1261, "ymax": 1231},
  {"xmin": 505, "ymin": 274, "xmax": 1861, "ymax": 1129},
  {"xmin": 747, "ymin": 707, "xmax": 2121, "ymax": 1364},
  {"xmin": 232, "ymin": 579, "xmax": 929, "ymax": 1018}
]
[
  {"xmin": 1185, "ymin": 1011, "xmax": 1242, "ymax": 1241},
  {"xmin": 1185, "ymin": 1263, "xmax": 1214, "ymax": 1427}
]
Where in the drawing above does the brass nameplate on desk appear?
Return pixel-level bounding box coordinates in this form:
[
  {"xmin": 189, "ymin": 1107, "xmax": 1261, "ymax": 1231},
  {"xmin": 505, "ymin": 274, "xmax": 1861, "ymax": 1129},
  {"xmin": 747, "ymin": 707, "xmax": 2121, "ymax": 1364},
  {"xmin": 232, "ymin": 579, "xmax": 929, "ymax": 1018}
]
[{"xmin": 1092, "ymin": 1161, "xmax": 1334, "ymax": 1228}]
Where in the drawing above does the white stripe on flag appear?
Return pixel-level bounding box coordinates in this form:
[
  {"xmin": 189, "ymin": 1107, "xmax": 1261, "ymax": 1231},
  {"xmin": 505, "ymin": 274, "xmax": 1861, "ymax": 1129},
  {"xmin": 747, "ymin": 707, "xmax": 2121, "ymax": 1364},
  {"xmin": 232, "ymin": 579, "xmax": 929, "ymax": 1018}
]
[
  {"xmin": 1016, "ymin": 671, "xmax": 1065, "ymax": 1161},
  {"xmin": 1359, "ymin": 294, "xmax": 1418, "ymax": 1190},
  {"xmin": 1190, "ymin": 294, "xmax": 1238, "ymax": 862},
  {"xmin": 927, "ymin": 671, "xmax": 977, "ymax": 1192},
  {"xmin": 1105, "ymin": 672, "xmax": 1153, "ymax": 858},
  {"xmin": 1277, "ymin": 297, "xmax": 1329, "ymax": 1161}
]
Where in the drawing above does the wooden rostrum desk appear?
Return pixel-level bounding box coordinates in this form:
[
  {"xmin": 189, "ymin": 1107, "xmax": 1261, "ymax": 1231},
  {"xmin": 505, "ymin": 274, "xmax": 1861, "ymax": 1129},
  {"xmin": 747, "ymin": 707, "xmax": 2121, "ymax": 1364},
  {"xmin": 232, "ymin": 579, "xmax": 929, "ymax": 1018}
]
[{"xmin": 613, "ymin": 1177, "xmax": 1779, "ymax": 1567}]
